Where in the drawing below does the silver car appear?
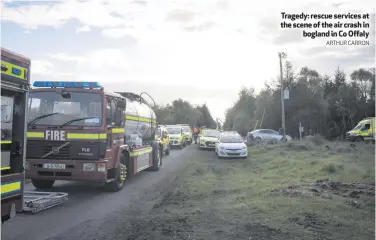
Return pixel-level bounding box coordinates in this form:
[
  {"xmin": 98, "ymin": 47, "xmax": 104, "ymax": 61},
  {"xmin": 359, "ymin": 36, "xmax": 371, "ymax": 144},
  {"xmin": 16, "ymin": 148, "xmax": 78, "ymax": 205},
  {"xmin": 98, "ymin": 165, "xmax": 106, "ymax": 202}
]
[{"xmin": 248, "ymin": 129, "xmax": 291, "ymax": 143}]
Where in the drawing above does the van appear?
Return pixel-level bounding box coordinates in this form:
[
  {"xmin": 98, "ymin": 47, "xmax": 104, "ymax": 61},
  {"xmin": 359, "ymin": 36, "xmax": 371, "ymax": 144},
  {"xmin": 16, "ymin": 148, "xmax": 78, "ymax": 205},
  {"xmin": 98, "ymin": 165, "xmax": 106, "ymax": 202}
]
[{"xmin": 346, "ymin": 117, "xmax": 375, "ymax": 142}]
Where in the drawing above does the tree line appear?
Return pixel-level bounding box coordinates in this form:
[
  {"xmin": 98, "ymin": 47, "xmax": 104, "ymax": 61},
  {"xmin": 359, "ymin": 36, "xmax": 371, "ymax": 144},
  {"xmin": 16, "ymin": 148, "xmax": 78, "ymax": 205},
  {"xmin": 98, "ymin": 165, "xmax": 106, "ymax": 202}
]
[
  {"xmin": 154, "ymin": 99, "xmax": 217, "ymax": 129},
  {"xmin": 223, "ymin": 65, "xmax": 375, "ymax": 139},
  {"xmin": 154, "ymin": 64, "xmax": 375, "ymax": 140}
]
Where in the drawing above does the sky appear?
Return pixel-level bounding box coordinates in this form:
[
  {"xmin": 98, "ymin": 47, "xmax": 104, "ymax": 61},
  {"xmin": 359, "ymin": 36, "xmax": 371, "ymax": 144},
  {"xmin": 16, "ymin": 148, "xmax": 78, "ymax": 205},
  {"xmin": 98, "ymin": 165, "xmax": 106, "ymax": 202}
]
[{"xmin": 1, "ymin": 0, "xmax": 375, "ymax": 120}]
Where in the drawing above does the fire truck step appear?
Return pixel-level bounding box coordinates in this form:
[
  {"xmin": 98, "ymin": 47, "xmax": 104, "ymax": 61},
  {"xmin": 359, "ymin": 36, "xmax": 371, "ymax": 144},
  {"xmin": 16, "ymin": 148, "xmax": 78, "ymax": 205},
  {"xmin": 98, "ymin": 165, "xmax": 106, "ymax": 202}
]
[
  {"xmin": 105, "ymin": 178, "xmax": 116, "ymax": 183},
  {"xmin": 23, "ymin": 191, "xmax": 68, "ymax": 214}
]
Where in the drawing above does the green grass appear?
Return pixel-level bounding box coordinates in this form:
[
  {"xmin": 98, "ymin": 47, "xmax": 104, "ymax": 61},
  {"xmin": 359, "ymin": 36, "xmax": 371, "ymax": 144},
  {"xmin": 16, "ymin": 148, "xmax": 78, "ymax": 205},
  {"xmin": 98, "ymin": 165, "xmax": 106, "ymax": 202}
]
[{"xmin": 179, "ymin": 141, "xmax": 375, "ymax": 240}]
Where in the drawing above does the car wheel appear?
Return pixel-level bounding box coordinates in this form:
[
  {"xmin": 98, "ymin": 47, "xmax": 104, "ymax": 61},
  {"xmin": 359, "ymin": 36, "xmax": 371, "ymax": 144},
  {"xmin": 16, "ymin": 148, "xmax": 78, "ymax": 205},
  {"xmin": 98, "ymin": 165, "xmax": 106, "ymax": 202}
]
[
  {"xmin": 355, "ymin": 136, "xmax": 363, "ymax": 142},
  {"xmin": 255, "ymin": 137, "xmax": 261, "ymax": 143}
]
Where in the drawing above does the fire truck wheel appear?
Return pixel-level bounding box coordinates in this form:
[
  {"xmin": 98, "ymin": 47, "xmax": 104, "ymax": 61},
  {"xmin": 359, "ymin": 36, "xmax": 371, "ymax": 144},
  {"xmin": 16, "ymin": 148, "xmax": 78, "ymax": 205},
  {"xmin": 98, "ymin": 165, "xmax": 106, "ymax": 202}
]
[
  {"xmin": 150, "ymin": 147, "xmax": 161, "ymax": 171},
  {"xmin": 106, "ymin": 154, "xmax": 127, "ymax": 192},
  {"xmin": 31, "ymin": 179, "xmax": 55, "ymax": 189}
]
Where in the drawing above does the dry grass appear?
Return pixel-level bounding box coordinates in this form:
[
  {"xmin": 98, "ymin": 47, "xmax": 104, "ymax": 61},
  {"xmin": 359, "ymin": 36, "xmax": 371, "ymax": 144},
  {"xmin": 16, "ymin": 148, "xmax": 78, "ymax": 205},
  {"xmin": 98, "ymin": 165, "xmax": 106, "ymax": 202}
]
[
  {"xmin": 118, "ymin": 141, "xmax": 375, "ymax": 240},
  {"xmin": 172, "ymin": 141, "xmax": 375, "ymax": 239}
]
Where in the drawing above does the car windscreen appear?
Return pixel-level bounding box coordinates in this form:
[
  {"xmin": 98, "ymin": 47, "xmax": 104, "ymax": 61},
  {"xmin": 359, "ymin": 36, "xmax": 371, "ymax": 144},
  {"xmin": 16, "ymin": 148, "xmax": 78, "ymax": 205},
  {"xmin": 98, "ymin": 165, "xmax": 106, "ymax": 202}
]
[
  {"xmin": 167, "ymin": 128, "xmax": 181, "ymax": 134},
  {"xmin": 352, "ymin": 124, "xmax": 362, "ymax": 130},
  {"xmin": 28, "ymin": 91, "xmax": 102, "ymax": 126},
  {"xmin": 220, "ymin": 135, "xmax": 243, "ymax": 143},
  {"xmin": 203, "ymin": 131, "xmax": 220, "ymax": 138}
]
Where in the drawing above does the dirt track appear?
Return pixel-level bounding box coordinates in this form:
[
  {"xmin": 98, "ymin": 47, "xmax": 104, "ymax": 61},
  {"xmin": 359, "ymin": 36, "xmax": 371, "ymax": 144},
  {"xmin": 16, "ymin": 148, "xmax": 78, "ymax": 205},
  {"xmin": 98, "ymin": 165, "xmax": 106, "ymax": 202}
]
[{"xmin": 2, "ymin": 145, "xmax": 194, "ymax": 240}]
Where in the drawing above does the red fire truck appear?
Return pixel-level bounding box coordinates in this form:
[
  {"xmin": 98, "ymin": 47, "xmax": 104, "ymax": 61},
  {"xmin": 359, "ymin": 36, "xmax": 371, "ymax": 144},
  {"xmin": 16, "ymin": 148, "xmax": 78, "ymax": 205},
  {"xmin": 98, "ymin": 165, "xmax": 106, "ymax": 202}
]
[{"xmin": 26, "ymin": 81, "xmax": 162, "ymax": 191}]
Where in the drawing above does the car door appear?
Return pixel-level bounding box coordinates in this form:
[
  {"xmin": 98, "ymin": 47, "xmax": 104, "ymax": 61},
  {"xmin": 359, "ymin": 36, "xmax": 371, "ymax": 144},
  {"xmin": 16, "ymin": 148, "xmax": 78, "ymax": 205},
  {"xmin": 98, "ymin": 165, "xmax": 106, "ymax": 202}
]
[
  {"xmin": 257, "ymin": 130, "xmax": 268, "ymax": 141},
  {"xmin": 269, "ymin": 130, "xmax": 281, "ymax": 141},
  {"xmin": 361, "ymin": 123, "xmax": 372, "ymax": 138}
]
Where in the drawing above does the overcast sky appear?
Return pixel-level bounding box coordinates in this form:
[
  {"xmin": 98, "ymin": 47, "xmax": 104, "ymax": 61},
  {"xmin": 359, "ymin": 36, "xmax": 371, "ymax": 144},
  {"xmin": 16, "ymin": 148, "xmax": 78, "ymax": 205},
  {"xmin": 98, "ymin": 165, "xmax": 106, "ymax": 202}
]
[{"xmin": 1, "ymin": 0, "xmax": 375, "ymax": 120}]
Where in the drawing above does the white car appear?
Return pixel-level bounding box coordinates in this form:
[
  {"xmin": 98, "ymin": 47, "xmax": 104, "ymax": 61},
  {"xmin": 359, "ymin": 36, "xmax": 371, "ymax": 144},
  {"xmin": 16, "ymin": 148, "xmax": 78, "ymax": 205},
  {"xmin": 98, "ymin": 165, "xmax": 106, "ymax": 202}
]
[
  {"xmin": 248, "ymin": 129, "xmax": 292, "ymax": 143},
  {"xmin": 215, "ymin": 134, "xmax": 248, "ymax": 159}
]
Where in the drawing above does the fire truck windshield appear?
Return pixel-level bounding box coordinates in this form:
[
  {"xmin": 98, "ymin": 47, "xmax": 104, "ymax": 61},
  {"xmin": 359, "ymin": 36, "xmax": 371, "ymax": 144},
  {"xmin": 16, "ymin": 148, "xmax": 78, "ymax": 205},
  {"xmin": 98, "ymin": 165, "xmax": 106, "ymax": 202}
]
[{"xmin": 28, "ymin": 91, "xmax": 102, "ymax": 126}]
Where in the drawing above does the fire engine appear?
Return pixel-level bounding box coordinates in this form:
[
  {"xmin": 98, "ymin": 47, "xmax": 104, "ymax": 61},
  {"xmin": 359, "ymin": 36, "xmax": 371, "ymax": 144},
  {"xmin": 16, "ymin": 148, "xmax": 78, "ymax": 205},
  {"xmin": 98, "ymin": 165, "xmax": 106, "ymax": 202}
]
[
  {"xmin": 26, "ymin": 81, "xmax": 162, "ymax": 192},
  {"xmin": 1, "ymin": 48, "xmax": 30, "ymax": 223}
]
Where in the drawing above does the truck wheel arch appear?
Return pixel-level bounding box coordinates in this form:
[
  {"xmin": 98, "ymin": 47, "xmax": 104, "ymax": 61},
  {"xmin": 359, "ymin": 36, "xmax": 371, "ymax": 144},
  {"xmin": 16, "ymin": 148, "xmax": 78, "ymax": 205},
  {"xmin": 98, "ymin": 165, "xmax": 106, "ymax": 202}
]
[{"xmin": 113, "ymin": 145, "xmax": 130, "ymax": 168}]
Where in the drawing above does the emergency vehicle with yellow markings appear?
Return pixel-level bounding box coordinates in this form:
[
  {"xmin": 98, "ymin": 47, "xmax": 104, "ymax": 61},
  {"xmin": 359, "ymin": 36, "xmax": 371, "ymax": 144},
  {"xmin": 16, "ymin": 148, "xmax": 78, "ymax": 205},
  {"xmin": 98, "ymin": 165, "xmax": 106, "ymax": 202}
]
[
  {"xmin": 346, "ymin": 117, "xmax": 375, "ymax": 143},
  {"xmin": 1, "ymin": 48, "xmax": 30, "ymax": 223},
  {"xmin": 178, "ymin": 124, "xmax": 193, "ymax": 144},
  {"xmin": 157, "ymin": 125, "xmax": 171, "ymax": 155},
  {"xmin": 26, "ymin": 81, "xmax": 162, "ymax": 192}
]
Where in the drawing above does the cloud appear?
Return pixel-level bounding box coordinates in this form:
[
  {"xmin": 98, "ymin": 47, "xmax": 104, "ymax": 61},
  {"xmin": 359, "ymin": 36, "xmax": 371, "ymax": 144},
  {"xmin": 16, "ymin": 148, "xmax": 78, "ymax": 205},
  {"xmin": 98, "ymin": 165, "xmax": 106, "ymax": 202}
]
[
  {"xmin": 3, "ymin": 0, "xmax": 375, "ymax": 120},
  {"xmin": 76, "ymin": 25, "xmax": 91, "ymax": 33},
  {"xmin": 183, "ymin": 21, "xmax": 216, "ymax": 32},
  {"xmin": 131, "ymin": 0, "xmax": 148, "ymax": 6},
  {"xmin": 32, "ymin": 60, "xmax": 54, "ymax": 76},
  {"xmin": 165, "ymin": 9, "xmax": 196, "ymax": 22},
  {"xmin": 2, "ymin": 0, "xmax": 127, "ymax": 29}
]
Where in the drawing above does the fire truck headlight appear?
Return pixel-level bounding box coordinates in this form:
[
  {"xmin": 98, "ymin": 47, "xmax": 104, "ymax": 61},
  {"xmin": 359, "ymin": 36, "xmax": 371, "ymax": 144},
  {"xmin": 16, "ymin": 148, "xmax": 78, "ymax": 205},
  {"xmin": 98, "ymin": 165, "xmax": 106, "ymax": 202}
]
[{"xmin": 83, "ymin": 163, "xmax": 96, "ymax": 171}]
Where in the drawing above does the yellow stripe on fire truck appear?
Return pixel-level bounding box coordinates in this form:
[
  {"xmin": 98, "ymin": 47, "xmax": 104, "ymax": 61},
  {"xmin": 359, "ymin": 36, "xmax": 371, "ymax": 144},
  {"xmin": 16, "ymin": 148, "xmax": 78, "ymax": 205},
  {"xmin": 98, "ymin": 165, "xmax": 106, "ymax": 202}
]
[
  {"xmin": 130, "ymin": 147, "xmax": 153, "ymax": 157},
  {"xmin": 1, "ymin": 60, "xmax": 28, "ymax": 81},
  {"xmin": 126, "ymin": 115, "xmax": 157, "ymax": 123},
  {"xmin": 26, "ymin": 132, "xmax": 45, "ymax": 138},
  {"xmin": 27, "ymin": 132, "xmax": 107, "ymax": 139},
  {"xmin": 66, "ymin": 133, "xmax": 107, "ymax": 140},
  {"xmin": 1, "ymin": 180, "xmax": 22, "ymax": 197},
  {"xmin": 111, "ymin": 128, "xmax": 125, "ymax": 133}
]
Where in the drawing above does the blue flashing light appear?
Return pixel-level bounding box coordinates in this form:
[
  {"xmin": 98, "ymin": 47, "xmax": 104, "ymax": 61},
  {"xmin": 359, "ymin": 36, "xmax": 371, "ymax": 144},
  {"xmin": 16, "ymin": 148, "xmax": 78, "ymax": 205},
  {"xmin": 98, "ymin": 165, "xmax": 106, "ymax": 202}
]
[{"xmin": 33, "ymin": 81, "xmax": 102, "ymax": 89}]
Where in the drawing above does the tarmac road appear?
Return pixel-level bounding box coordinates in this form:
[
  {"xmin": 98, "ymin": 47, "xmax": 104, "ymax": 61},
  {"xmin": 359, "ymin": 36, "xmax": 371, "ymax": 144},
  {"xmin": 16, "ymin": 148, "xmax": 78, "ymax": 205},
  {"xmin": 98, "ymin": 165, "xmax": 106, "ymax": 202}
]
[{"xmin": 1, "ymin": 144, "xmax": 196, "ymax": 240}]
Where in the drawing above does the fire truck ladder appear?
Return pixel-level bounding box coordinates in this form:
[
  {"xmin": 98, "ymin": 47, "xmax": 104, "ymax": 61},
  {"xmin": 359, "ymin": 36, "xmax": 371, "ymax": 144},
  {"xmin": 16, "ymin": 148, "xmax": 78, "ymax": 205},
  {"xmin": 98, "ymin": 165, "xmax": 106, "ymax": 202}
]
[{"xmin": 23, "ymin": 191, "xmax": 68, "ymax": 214}]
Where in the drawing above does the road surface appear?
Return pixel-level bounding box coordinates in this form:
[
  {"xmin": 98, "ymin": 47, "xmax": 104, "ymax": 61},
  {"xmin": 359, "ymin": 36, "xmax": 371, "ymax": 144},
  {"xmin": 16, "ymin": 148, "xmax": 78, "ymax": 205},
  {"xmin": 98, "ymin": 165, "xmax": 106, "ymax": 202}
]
[{"xmin": 2, "ymin": 145, "xmax": 195, "ymax": 240}]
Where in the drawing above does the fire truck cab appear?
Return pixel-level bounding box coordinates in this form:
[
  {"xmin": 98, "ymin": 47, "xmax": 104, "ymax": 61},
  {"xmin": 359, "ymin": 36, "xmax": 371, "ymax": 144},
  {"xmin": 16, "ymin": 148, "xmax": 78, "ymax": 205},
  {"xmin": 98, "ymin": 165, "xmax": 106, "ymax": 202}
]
[
  {"xmin": 26, "ymin": 81, "xmax": 162, "ymax": 192},
  {"xmin": 1, "ymin": 48, "xmax": 30, "ymax": 223}
]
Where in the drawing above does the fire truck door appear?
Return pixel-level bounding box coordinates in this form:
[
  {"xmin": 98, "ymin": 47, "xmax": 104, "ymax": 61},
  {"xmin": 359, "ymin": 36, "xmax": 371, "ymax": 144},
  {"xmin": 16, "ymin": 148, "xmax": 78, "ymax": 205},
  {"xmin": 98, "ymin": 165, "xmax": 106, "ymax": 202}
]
[{"xmin": 1, "ymin": 95, "xmax": 14, "ymax": 170}]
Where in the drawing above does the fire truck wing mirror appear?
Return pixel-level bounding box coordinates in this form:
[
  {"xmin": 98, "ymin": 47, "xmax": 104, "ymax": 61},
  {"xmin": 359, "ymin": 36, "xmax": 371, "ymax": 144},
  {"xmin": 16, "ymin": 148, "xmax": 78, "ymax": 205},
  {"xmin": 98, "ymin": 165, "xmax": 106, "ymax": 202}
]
[
  {"xmin": 117, "ymin": 99, "xmax": 126, "ymax": 109},
  {"xmin": 61, "ymin": 92, "xmax": 72, "ymax": 99}
]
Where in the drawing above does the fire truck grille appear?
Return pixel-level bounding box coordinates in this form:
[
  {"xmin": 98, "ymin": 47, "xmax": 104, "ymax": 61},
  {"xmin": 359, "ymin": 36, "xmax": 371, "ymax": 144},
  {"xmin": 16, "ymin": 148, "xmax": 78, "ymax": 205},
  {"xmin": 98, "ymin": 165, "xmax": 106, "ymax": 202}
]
[
  {"xmin": 27, "ymin": 141, "xmax": 104, "ymax": 160},
  {"xmin": 27, "ymin": 141, "xmax": 70, "ymax": 160}
]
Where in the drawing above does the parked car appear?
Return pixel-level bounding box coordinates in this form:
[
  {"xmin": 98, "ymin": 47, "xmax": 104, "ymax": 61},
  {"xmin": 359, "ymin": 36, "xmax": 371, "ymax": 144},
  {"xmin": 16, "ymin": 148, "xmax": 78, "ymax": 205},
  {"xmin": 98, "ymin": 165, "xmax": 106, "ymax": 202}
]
[
  {"xmin": 247, "ymin": 129, "xmax": 291, "ymax": 143},
  {"xmin": 215, "ymin": 133, "xmax": 248, "ymax": 159},
  {"xmin": 166, "ymin": 125, "xmax": 186, "ymax": 149},
  {"xmin": 198, "ymin": 129, "xmax": 220, "ymax": 149}
]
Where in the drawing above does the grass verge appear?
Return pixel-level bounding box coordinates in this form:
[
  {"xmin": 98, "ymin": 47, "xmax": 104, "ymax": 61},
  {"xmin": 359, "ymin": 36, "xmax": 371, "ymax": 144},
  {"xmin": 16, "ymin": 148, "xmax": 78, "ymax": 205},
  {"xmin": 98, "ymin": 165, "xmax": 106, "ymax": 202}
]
[{"xmin": 128, "ymin": 141, "xmax": 375, "ymax": 240}]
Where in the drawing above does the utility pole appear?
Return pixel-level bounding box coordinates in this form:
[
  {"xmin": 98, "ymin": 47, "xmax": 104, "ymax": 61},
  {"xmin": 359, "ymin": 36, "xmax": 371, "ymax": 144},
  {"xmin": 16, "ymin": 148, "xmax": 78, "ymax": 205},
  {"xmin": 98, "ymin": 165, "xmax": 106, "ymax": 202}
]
[{"xmin": 278, "ymin": 52, "xmax": 286, "ymax": 139}]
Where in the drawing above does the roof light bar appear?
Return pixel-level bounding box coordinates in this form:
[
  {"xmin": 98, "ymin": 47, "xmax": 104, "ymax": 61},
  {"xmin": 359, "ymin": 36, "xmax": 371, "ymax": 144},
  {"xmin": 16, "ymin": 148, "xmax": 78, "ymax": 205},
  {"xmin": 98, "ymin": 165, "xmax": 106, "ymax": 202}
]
[{"xmin": 33, "ymin": 81, "xmax": 102, "ymax": 88}]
